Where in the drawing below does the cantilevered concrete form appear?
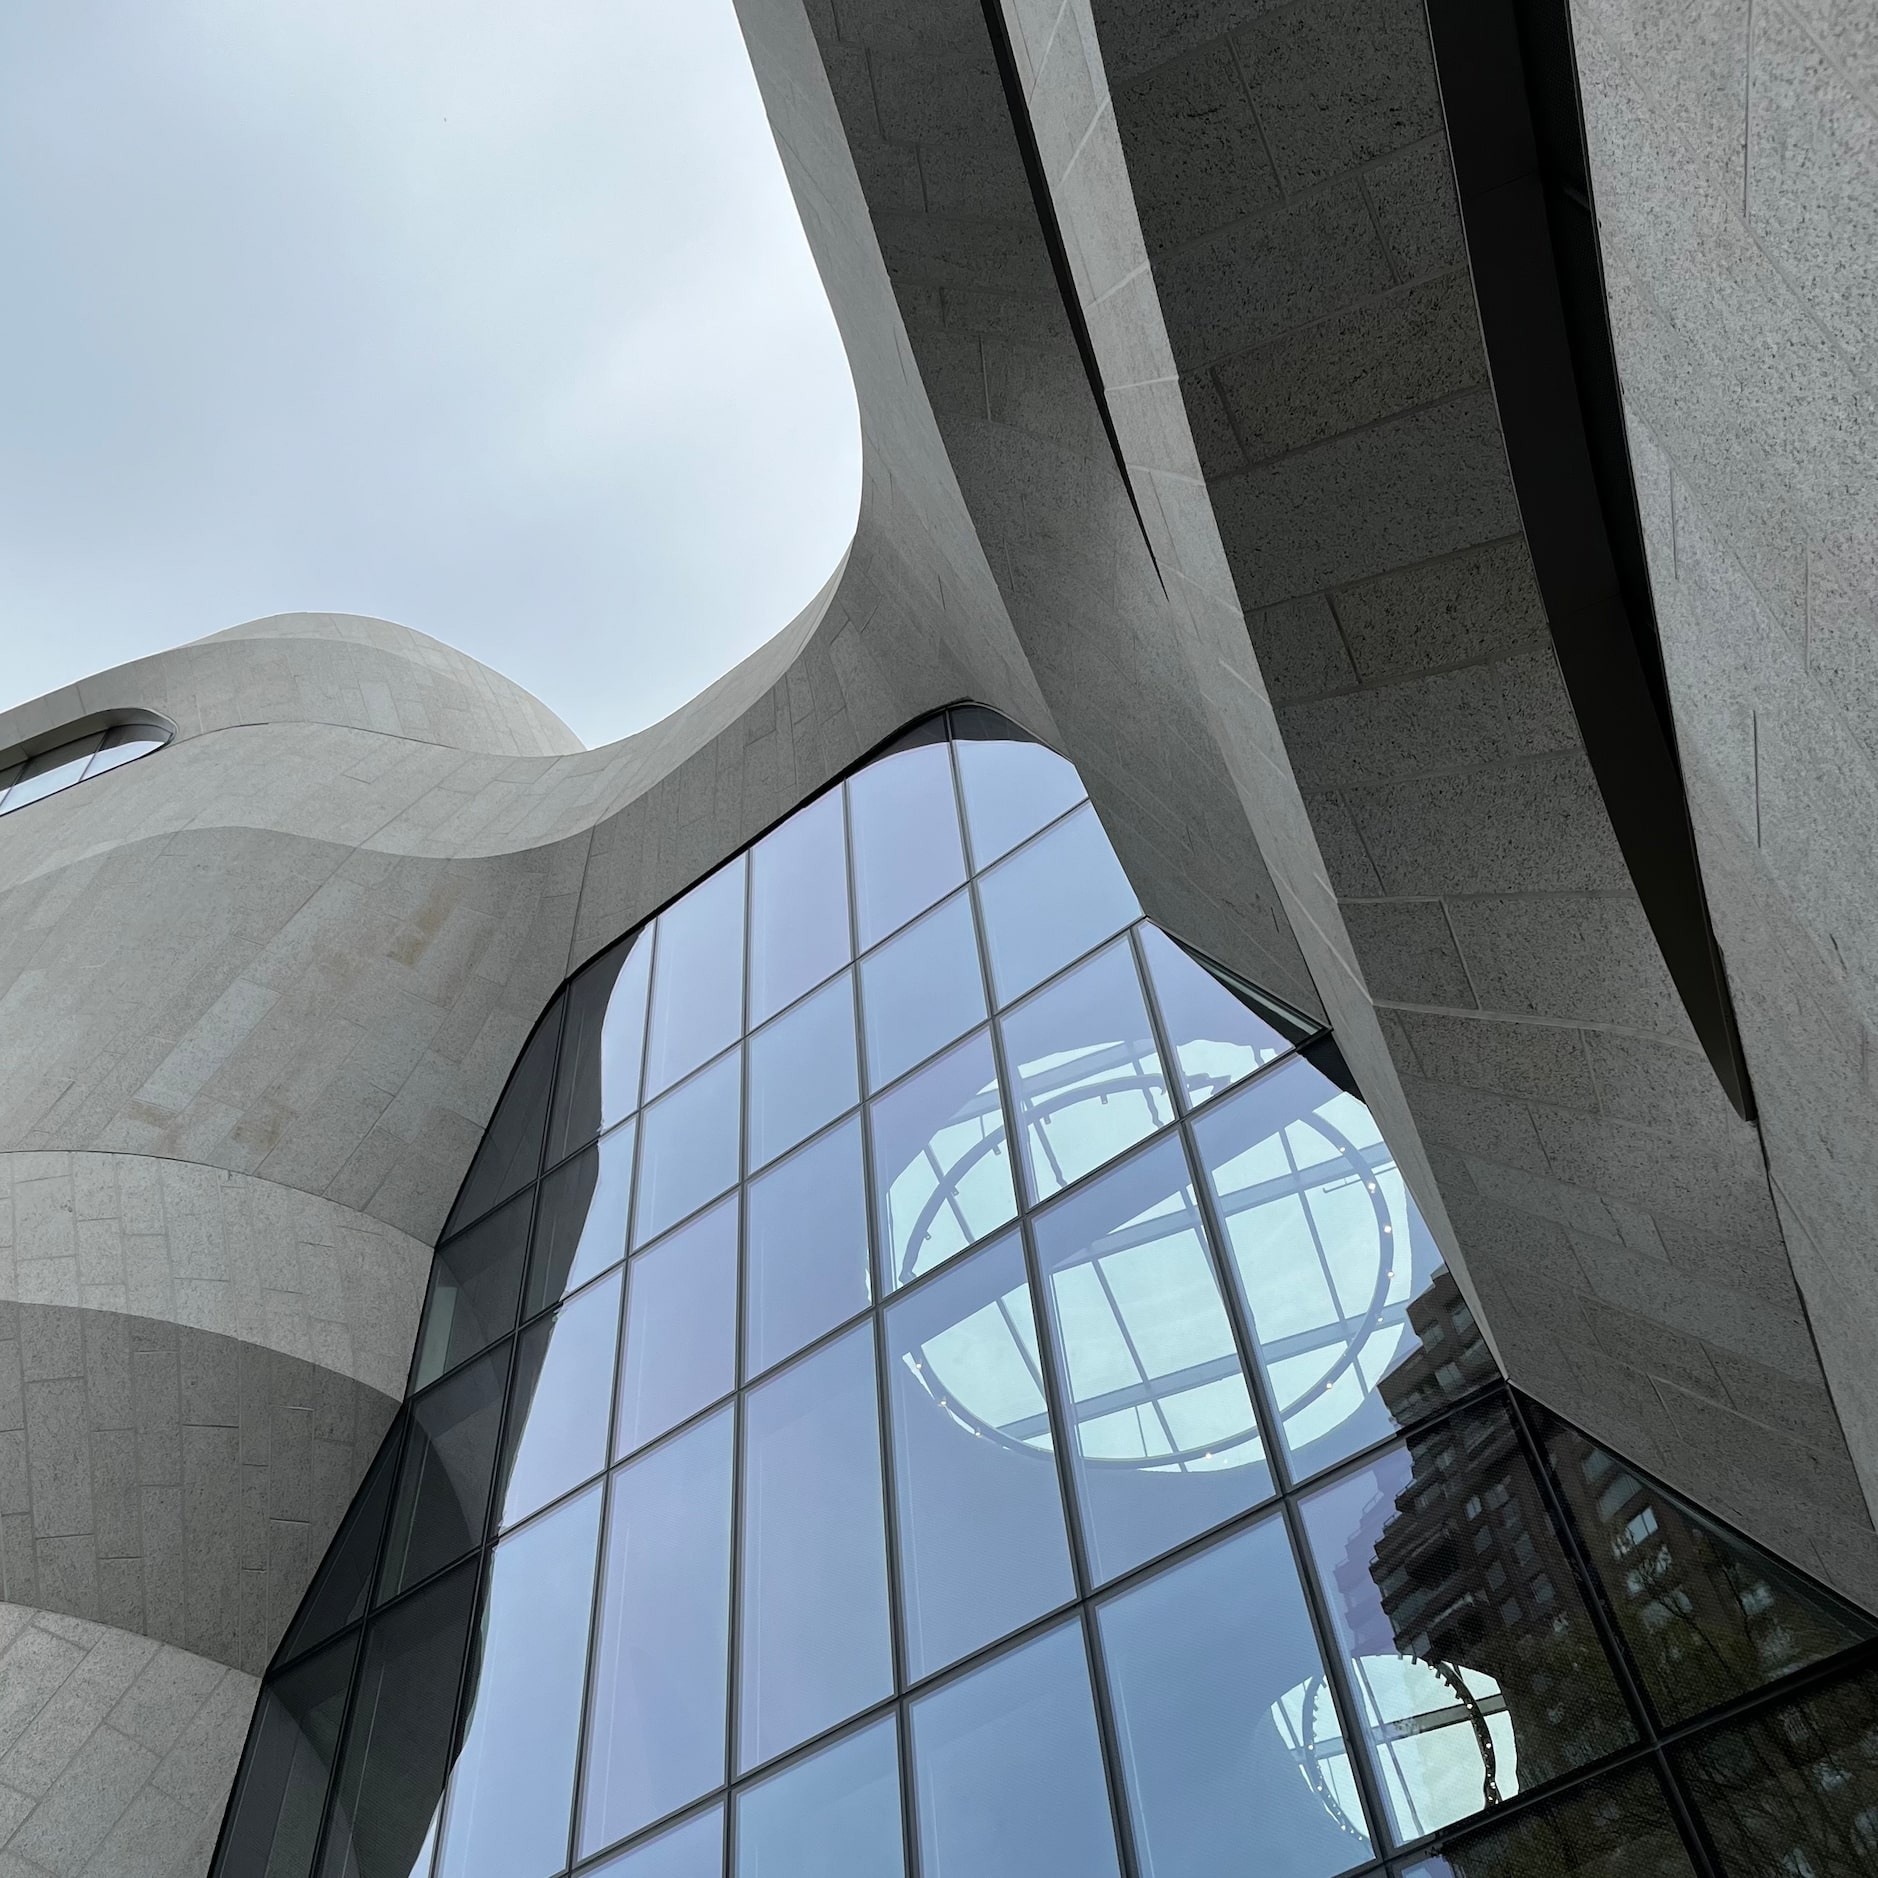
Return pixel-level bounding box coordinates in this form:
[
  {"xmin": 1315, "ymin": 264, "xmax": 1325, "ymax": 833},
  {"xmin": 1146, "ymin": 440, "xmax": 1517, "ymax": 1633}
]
[{"xmin": 0, "ymin": 0, "xmax": 1872, "ymax": 1868}]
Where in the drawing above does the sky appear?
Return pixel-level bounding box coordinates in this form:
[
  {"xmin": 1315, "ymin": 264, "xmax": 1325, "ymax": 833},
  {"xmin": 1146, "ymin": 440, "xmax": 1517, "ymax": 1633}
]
[{"xmin": 0, "ymin": 0, "xmax": 860, "ymax": 748}]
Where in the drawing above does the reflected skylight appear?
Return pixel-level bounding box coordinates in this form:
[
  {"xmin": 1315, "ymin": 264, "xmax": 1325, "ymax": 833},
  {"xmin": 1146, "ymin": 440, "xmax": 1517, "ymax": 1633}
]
[{"xmin": 0, "ymin": 720, "xmax": 169, "ymax": 816}]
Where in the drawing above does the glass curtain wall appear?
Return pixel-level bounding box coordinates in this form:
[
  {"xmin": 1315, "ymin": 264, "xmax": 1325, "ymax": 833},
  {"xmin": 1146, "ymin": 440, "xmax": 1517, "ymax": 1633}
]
[{"xmin": 215, "ymin": 708, "xmax": 1878, "ymax": 1878}]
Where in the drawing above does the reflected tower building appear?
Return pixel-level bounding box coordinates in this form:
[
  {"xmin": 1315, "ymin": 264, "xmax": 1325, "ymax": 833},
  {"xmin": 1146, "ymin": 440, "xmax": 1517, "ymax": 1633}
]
[{"xmin": 3, "ymin": 0, "xmax": 1877, "ymax": 1875}]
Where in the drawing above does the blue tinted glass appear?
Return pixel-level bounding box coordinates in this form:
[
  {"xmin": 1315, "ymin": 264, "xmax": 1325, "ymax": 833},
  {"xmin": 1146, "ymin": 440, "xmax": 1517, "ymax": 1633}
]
[
  {"xmin": 635, "ymin": 1049, "xmax": 740, "ymax": 1245},
  {"xmin": 910, "ymin": 1622, "xmax": 1120, "ymax": 1878},
  {"xmin": 739, "ymin": 1325, "xmax": 893, "ymax": 1771},
  {"xmin": 886, "ymin": 1234, "xmax": 1074, "ymax": 1680},
  {"xmin": 1032, "ymin": 1135, "xmax": 1269, "ymax": 1583},
  {"xmin": 436, "ymin": 1482, "xmax": 603, "ymax": 1878},
  {"xmin": 747, "ymin": 971, "xmax": 858, "ymax": 1171},
  {"xmin": 590, "ymin": 1807, "xmax": 723, "ymax": 1878},
  {"xmin": 380, "ymin": 1348, "xmax": 506, "ymax": 1601},
  {"xmin": 750, "ymin": 788, "xmax": 850, "ymax": 1025},
  {"xmin": 848, "ymin": 738, "xmax": 966, "ymax": 949},
  {"xmin": 496, "ymin": 1268, "xmax": 620, "ymax": 1528},
  {"xmin": 977, "ymin": 804, "xmax": 1140, "ymax": 1006},
  {"xmin": 954, "ymin": 728, "xmax": 1086, "ymax": 867},
  {"xmin": 745, "ymin": 1116, "xmax": 870, "ymax": 1378},
  {"xmin": 1099, "ymin": 1519, "xmax": 1369, "ymax": 1878},
  {"xmin": 1003, "ymin": 939, "xmax": 1172, "ymax": 1204},
  {"xmin": 448, "ymin": 1002, "xmax": 561, "ymax": 1232},
  {"xmin": 1194, "ymin": 1057, "xmax": 1444, "ymax": 1478},
  {"xmin": 549, "ymin": 931, "xmax": 652, "ymax": 1163},
  {"xmin": 616, "ymin": 1198, "xmax": 738, "ymax": 1457},
  {"xmin": 581, "ymin": 1409, "xmax": 734, "ymax": 1856},
  {"xmin": 413, "ymin": 1190, "xmax": 531, "ymax": 1389},
  {"xmin": 735, "ymin": 1716, "xmax": 904, "ymax": 1878},
  {"xmin": 644, "ymin": 863, "xmax": 746, "ymax": 1098},
  {"xmin": 870, "ymin": 1028, "xmax": 1017, "ymax": 1290},
  {"xmin": 860, "ymin": 889, "xmax": 986, "ymax": 1091},
  {"xmin": 526, "ymin": 1121, "xmax": 633, "ymax": 1316},
  {"xmin": 1137, "ymin": 925, "xmax": 1299, "ymax": 1112}
]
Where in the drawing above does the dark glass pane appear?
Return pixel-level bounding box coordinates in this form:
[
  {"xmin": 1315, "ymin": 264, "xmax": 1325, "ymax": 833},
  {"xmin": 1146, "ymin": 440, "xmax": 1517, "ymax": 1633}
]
[
  {"xmin": 318, "ymin": 1560, "xmax": 478, "ymax": 1878},
  {"xmin": 738, "ymin": 1325, "xmax": 893, "ymax": 1771},
  {"xmin": 436, "ymin": 1483, "xmax": 603, "ymax": 1878},
  {"xmin": 750, "ymin": 786, "xmax": 850, "ymax": 1026},
  {"xmin": 581, "ymin": 1410, "xmax": 735, "ymax": 1856},
  {"xmin": 215, "ymin": 1633, "xmax": 356, "ymax": 1878},
  {"xmin": 1545, "ymin": 1419, "xmax": 1873, "ymax": 1727},
  {"xmin": 1298, "ymin": 1404, "xmax": 1635, "ymax": 1843},
  {"xmin": 734, "ymin": 1716, "xmax": 904, "ymax": 1878},
  {"xmin": 1098, "ymin": 1517, "xmax": 1370, "ymax": 1878},
  {"xmin": 848, "ymin": 738, "xmax": 966, "ymax": 949},
  {"xmin": 886, "ymin": 1234, "xmax": 1074, "ymax": 1680},
  {"xmin": 634, "ymin": 1049, "xmax": 740, "ymax": 1245},
  {"xmin": 379, "ymin": 1349, "xmax": 506, "ymax": 1601},
  {"xmin": 548, "ymin": 931, "xmax": 652, "ymax": 1164},
  {"xmin": 644, "ymin": 863, "xmax": 746, "ymax": 1098},
  {"xmin": 747, "ymin": 971, "xmax": 858, "ymax": 1171},
  {"xmin": 910, "ymin": 1621, "xmax": 1121, "ymax": 1878},
  {"xmin": 859, "ymin": 889, "xmax": 986, "ymax": 1092},
  {"xmin": 1138, "ymin": 924, "xmax": 1304, "ymax": 1110},
  {"xmin": 1404, "ymin": 1766, "xmax": 1696, "ymax": 1878},
  {"xmin": 1679, "ymin": 1665, "xmax": 1878, "ymax": 1878},
  {"xmin": 617, "ymin": 1198, "xmax": 739, "ymax": 1457},
  {"xmin": 954, "ymin": 723, "xmax": 1086, "ymax": 868},
  {"xmin": 447, "ymin": 1002, "xmax": 561, "ymax": 1232},
  {"xmin": 869, "ymin": 1028, "xmax": 1016, "ymax": 1291},
  {"xmin": 745, "ymin": 1117, "xmax": 870, "ymax": 1378},
  {"xmin": 1032, "ymin": 1135, "xmax": 1270, "ymax": 1584},
  {"xmin": 413, "ymin": 1191, "xmax": 531, "ymax": 1390},
  {"xmin": 976, "ymin": 803, "xmax": 1140, "ymax": 1007},
  {"xmin": 280, "ymin": 1422, "xmax": 399, "ymax": 1662},
  {"xmin": 590, "ymin": 1806, "xmax": 722, "ymax": 1878},
  {"xmin": 495, "ymin": 1268, "xmax": 621, "ymax": 1528},
  {"xmin": 1195, "ymin": 1058, "xmax": 1490, "ymax": 1478},
  {"xmin": 526, "ymin": 1122, "xmax": 634, "ymax": 1317},
  {"xmin": 1002, "ymin": 938, "xmax": 1172, "ymax": 1204}
]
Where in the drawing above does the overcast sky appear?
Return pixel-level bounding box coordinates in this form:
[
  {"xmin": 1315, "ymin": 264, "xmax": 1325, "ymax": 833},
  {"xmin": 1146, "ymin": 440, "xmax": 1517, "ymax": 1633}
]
[{"xmin": 0, "ymin": 0, "xmax": 860, "ymax": 748}]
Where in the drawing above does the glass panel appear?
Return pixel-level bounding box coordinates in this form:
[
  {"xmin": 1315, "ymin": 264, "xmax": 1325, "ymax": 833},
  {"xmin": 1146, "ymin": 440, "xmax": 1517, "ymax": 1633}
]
[
  {"xmin": 644, "ymin": 862, "xmax": 746, "ymax": 1098},
  {"xmin": 0, "ymin": 734, "xmax": 102, "ymax": 812},
  {"xmin": 1545, "ymin": 1419, "xmax": 1873, "ymax": 1727},
  {"xmin": 591, "ymin": 1806, "xmax": 723, "ymax": 1878},
  {"xmin": 1298, "ymin": 1404, "xmax": 1635, "ymax": 1844},
  {"xmin": 634, "ymin": 1049, "xmax": 740, "ymax": 1246},
  {"xmin": 1402, "ymin": 1766, "xmax": 1696, "ymax": 1878},
  {"xmin": 581, "ymin": 1410, "xmax": 735, "ymax": 1857},
  {"xmin": 280, "ymin": 1424, "xmax": 399, "ymax": 1662},
  {"xmin": 215, "ymin": 1632, "xmax": 357, "ymax": 1878},
  {"xmin": 412, "ymin": 1192, "xmax": 532, "ymax": 1391},
  {"xmin": 1003, "ymin": 939, "xmax": 1172, "ymax": 1204},
  {"xmin": 977, "ymin": 802, "xmax": 1140, "ymax": 1007},
  {"xmin": 860, "ymin": 889, "xmax": 987, "ymax": 1092},
  {"xmin": 548, "ymin": 932, "xmax": 652, "ymax": 1165},
  {"xmin": 1032, "ymin": 1135, "xmax": 1270, "ymax": 1584},
  {"xmin": 616, "ymin": 1198, "xmax": 739, "ymax": 1457},
  {"xmin": 1677, "ymin": 1664, "xmax": 1878, "ymax": 1878},
  {"xmin": 494, "ymin": 1268, "xmax": 621, "ymax": 1528},
  {"xmin": 436, "ymin": 1483, "xmax": 603, "ymax": 1878},
  {"xmin": 745, "ymin": 1117, "xmax": 870, "ymax": 1378},
  {"xmin": 738, "ymin": 1324, "xmax": 893, "ymax": 1771},
  {"xmin": 1098, "ymin": 1517, "xmax": 1369, "ymax": 1878},
  {"xmin": 953, "ymin": 720, "xmax": 1086, "ymax": 868},
  {"xmin": 749, "ymin": 787, "xmax": 850, "ymax": 1026},
  {"xmin": 526, "ymin": 1122, "xmax": 634, "ymax": 1317},
  {"xmin": 886, "ymin": 1233, "xmax": 1074, "ymax": 1680},
  {"xmin": 0, "ymin": 763, "xmax": 17, "ymax": 808},
  {"xmin": 1195, "ymin": 1057, "xmax": 1488, "ymax": 1478},
  {"xmin": 910, "ymin": 1621, "xmax": 1121, "ymax": 1878},
  {"xmin": 318, "ymin": 1560, "xmax": 478, "ymax": 1878},
  {"xmin": 81, "ymin": 723, "xmax": 168, "ymax": 778},
  {"xmin": 1138, "ymin": 924, "xmax": 1303, "ymax": 1111},
  {"xmin": 870, "ymin": 1028, "xmax": 1017, "ymax": 1291},
  {"xmin": 747, "ymin": 971, "xmax": 858, "ymax": 1171},
  {"xmin": 848, "ymin": 736, "xmax": 966, "ymax": 949},
  {"xmin": 379, "ymin": 1348, "xmax": 507, "ymax": 1601},
  {"xmin": 734, "ymin": 1715, "xmax": 904, "ymax": 1878},
  {"xmin": 447, "ymin": 1003, "xmax": 561, "ymax": 1233}
]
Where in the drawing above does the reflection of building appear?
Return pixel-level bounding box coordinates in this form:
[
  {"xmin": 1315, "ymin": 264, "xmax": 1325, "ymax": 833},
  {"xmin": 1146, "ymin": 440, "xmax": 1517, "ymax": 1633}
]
[{"xmin": 1377, "ymin": 1270, "xmax": 1497, "ymax": 1433}]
